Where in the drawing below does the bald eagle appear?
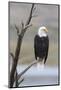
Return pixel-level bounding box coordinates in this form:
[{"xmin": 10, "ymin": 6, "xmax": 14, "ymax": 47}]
[{"xmin": 34, "ymin": 26, "xmax": 49, "ymax": 64}]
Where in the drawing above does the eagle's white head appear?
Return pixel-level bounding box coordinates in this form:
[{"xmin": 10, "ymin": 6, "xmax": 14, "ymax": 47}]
[{"xmin": 38, "ymin": 26, "xmax": 48, "ymax": 37}]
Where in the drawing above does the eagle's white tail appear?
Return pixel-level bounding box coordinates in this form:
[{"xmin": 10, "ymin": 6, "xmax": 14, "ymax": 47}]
[{"xmin": 37, "ymin": 61, "xmax": 44, "ymax": 71}]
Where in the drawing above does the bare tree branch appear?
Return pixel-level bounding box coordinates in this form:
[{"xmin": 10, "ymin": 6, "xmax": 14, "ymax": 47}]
[
  {"xmin": 25, "ymin": 3, "xmax": 35, "ymax": 25},
  {"xmin": 10, "ymin": 52, "xmax": 14, "ymax": 60},
  {"xmin": 24, "ymin": 24, "xmax": 32, "ymax": 30},
  {"xmin": 15, "ymin": 24, "xmax": 20, "ymax": 36},
  {"xmin": 21, "ymin": 21, "xmax": 24, "ymax": 29},
  {"xmin": 32, "ymin": 6, "xmax": 36, "ymax": 13},
  {"xmin": 18, "ymin": 78, "xmax": 24, "ymax": 86},
  {"xmin": 17, "ymin": 60, "xmax": 38, "ymax": 81},
  {"xmin": 10, "ymin": 3, "xmax": 35, "ymax": 88},
  {"xmin": 32, "ymin": 14, "xmax": 38, "ymax": 17}
]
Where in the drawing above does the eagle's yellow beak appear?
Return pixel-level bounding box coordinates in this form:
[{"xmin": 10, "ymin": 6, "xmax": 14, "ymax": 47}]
[{"xmin": 44, "ymin": 29, "xmax": 48, "ymax": 32}]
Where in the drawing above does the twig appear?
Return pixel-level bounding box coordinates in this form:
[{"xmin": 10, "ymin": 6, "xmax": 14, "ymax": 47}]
[
  {"xmin": 10, "ymin": 52, "xmax": 14, "ymax": 60},
  {"xmin": 32, "ymin": 6, "xmax": 36, "ymax": 13},
  {"xmin": 17, "ymin": 60, "xmax": 38, "ymax": 81},
  {"xmin": 32, "ymin": 14, "xmax": 38, "ymax": 17},
  {"xmin": 24, "ymin": 24, "xmax": 32, "ymax": 30},
  {"xmin": 21, "ymin": 21, "xmax": 24, "ymax": 30},
  {"xmin": 25, "ymin": 3, "xmax": 35, "ymax": 25},
  {"xmin": 18, "ymin": 78, "xmax": 24, "ymax": 86},
  {"xmin": 15, "ymin": 24, "xmax": 19, "ymax": 36},
  {"xmin": 20, "ymin": 24, "xmax": 32, "ymax": 37}
]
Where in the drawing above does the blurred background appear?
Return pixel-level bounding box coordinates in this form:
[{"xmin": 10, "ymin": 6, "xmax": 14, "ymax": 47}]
[{"xmin": 9, "ymin": 2, "xmax": 59, "ymax": 86}]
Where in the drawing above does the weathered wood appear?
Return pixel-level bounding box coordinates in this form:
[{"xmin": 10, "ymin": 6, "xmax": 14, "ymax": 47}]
[
  {"xmin": 10, "ymin": 35, "xmax": 22, "ymax": 87},
  {"xmin": 26, "ymin": 3, "xmax": 34, "ymax": 25},
  {"xmin": 9, "ymin": 4, "xmax": 35, "ymax": 88},
  {"xmin": 17, "ymin": 60, "xmax": 38, "ymax": 81}
]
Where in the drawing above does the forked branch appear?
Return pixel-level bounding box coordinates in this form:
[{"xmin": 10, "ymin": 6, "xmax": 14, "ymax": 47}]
[
  {"xmin": 14, "ymin": 60, "xmax": 38, "ymax": 86},
  {"xmin": 17, "ymin": 60, "xmax": 38, "ymax": 81},
  {"xmin": 10, "ymin": 3, "xmax": 36, "ymax": 88}
]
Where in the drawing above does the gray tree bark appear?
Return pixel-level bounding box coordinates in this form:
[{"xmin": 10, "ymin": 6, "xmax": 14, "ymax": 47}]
[{"xmin": 9, "ymin": 3, "xmax": 35, "ymax": 88}]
